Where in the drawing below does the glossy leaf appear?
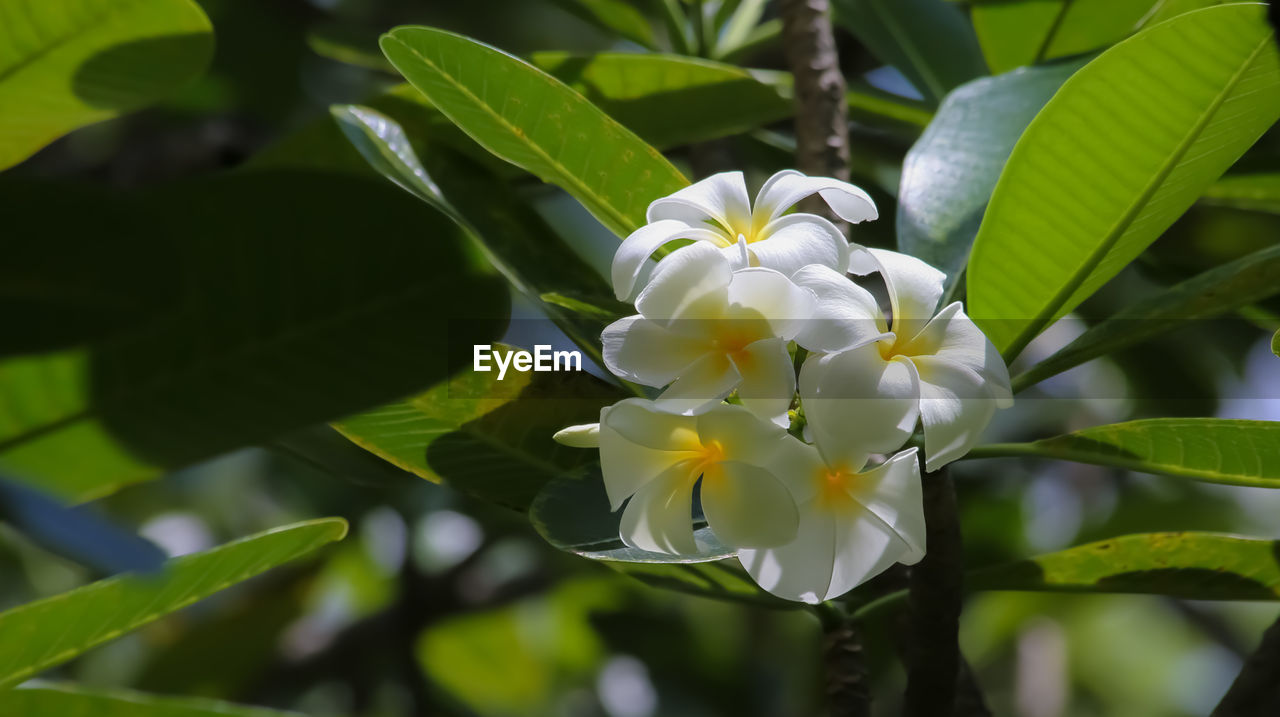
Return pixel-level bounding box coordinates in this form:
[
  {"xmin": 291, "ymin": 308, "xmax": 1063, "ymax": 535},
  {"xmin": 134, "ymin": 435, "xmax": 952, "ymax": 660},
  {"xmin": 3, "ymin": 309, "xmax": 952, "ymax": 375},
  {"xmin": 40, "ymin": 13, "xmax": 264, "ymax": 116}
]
[
  {"xmin": 970, "ymin": 532, "xmax": 1280, "ymax": 600},
  {"xmin": 897, "ymin": 59, "xmax": 1083, "ymax": 288},
  {"xmin": 967, "ymin": 5, "xmax": 1280, "ymax": 359},
  {"xmin": 969, "ymin": 419, "xmax": 1280, "ymax": 488},
  {"xmin": 0, "ymin": 686, "xmax": 300, "ymax": 717},
  {"xmin": 380, "ymin": 26, "xmax": 688, "ymax": 237},
  {"xmin": 831, "ymin": 0, "xmax": 988, "ymax": 104},
  {"xmin": 1015, "ymin": 243, "xmax": 1280, "ymax": 389},
  {"xmin": 0, "ymin": 519, "xmax": 346, "ymax": 689},
  {"xmin": 0, "ymin": 172, "xmax": 507, "ymax": 502},
  {"xmin": 971, "ymin": 0, "xmax": 1156, "ymax": 74},
  {"xmin": 0, "ymin": 0, "xmax": 213, "ymax": 171},
  {"xmin": 1201, "ymin": 172, "xmax": 1280, "ymax": 214},
  {"xmin": 547, "ymin": 0, "xmax": 657, "ymax": 49},
  {"xmin": 334, "ymin": 369, "xmax": 621, "ymax": 511}
]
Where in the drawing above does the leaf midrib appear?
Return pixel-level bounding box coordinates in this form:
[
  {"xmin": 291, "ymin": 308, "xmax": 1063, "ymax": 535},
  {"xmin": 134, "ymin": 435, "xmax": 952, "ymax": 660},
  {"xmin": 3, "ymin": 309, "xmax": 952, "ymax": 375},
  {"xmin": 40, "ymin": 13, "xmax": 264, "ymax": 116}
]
[{"xmin": 1002, "ymin": 30, "xmax": 1274, "ymax": 360}]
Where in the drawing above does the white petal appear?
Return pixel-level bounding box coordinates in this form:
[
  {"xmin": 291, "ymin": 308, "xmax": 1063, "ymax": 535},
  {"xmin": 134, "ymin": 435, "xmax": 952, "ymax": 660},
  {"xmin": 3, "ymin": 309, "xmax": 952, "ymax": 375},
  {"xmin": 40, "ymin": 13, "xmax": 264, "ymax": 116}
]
[
  {"xmin": 747, "ymin": 213, "xmax": 850, "ymax": 276},
  {"xmin": 903, "ymin": 302, "xmax": 1013, "ymax": 408},
  {"xmin": 618, "ymin": 459, "xmax": 698, "ymax": 554},
  {"xmin": 912, "ymin": 356, "xmax": 998, "ymax": 471},
  {"xmin": 612, "ymin": 220, "xmax": 727, "ymax": 301},
  {"xmin": 655, "ymin": 352, "xmax": 741, "ymax": 415},
  {"xmin": 731, "ymin": 338, "xmax": 797, "ymax": 427},
  {"xmin": 552, "ymin": 423, "xmax": 599, "ymax": 448},
  {"xmin": 752, "ymin": 169, "xmax": 879, "ymax": 225},
  {"xmin": 602, "ymin": 315, "xmax": 711, "ymax": 387},
  {"xmin": 725, "ymin": 267, "xmax": 817, "ymax": 340},
  {"xmin": 849, "ymin": 248, "xmax": 945, "ymax": 342},
  {"xmin": 800, "ymin": 346, "xmax": 920, "ymax": 468},
  {"xmin": 599, "ymin": 400, "xmax": 698, "ymax": 510},
  {"xmin": 636, "ymin": 242, "xmax": 731, "ymax": 324},
  {"xmin": 700, "ymin": 460, "xmax": 798, "ymax": 548},
  {"xmin": 647, "ymin": 171, "xmax": 752, "ymax": 234},
  {"xmin": 846, "ymin": 448, "xmax": 925, "ymax": 563},
  {"xmin": 694, "ymin": 402, "xmax": 789, "ymax": 467},
  {"xmin": 791, "ymin": 264, "xmax": 892, "ymax": 353}
]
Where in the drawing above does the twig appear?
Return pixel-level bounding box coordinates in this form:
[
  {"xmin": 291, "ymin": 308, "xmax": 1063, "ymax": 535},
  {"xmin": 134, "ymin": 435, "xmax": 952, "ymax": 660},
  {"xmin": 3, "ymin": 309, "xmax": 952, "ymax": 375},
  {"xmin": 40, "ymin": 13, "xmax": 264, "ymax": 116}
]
[
  {"xmin": 781, "ymin": 0, "xmax": 851, "ymax": 224},
  {"xmin": 903, "ymin": 465, "xmax": 964, "ymax": 717},
  {"xmin": 814, "ymin": 603, "xmax": 872, "ymax": 717},
  {"xmin": 1212, "ymin": 611, "xmax": 1280, "ymax": 717}
]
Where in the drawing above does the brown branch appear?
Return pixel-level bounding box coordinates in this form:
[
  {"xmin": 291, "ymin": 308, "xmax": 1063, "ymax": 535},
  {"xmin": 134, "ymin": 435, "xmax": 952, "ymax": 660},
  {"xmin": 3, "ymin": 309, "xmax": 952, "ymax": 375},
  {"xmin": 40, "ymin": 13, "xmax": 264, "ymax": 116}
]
[
  {"xmin": 822, "ymin": 616, "xmax": 872, "ymax": 717},
  {"xmin": 781, "ymin": 0, "xmax": 851, "ymax": 223},
  {"xmin": 903, "ymin": 465, "xmax": 964, "ymax": 717},
  {"xmin": 1212, "ymin": 611, "xmax": 1280, "ymax": 717}
]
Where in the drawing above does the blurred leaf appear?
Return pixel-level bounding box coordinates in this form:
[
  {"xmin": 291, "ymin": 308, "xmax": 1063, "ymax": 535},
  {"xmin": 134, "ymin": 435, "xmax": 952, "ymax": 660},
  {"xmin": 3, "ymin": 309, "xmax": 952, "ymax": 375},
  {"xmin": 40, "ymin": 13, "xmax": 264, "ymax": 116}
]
[
  {"xmin": 970, "ymin": 532, "xmax": 1280, "ymax": 600},
  {"xmin": 529, "ymin": 52, "xmax": 791, "ymax": 147},
  {"xmin": 335, "ymin": 369, "xmax": 621, "ymax": 511},
  {"xmin": 380, "ymin": 26, "xmax": 688, "ymax": 238},
  {"xmin": 831, "ymin": 0, "xmax": 988, "ymax": 104},
  {"xmin": 0, "ymin": 686, "xmax": 301, "ymax": 716},
  {"xmin": 547, "ymin": 0, "xmax": 658, "ymax": 49},
  {"xmin": 307, "ymin": 22, "xmax": 394, "ymax": 73},
  {"xmin": 1201, "ymin": 172, "xmax": 1280, "ymax": 213},
  {"xmin": 971, "ymin": 0, "xmax": 1155, "ymax": 74},
  {"xmin": 0, "ymin": 519, "xmax": 346, "ymax": 689},
  {"xmin": 1015, "ymin": 243, "xmax": 1280, "ymax": 389},
  {"xmin": 0, "ymin": 475, "xmax": 165, "ymax": 575},
  {"xmin": 530, "ymin": 472, "xmax": 735, "ymax": 563},
  {"xmin": 970, "ymin": 419, "xmax": 1280, "ymax": 488},
  {"xmin": 968, "ymin": 4, "xmax": 1280, "ymax": 359},
  {"xmin": 0, "ymin": 0, "xmax": 213, "ymax": 171},
  {"xmin": 897, "ymin": 59, "xmax": 1084, "ymax": 289},
  {"xmin": 0, "ymin": 171, "xmax": 508, "ymax": 502},
  {"xmin": 609, "ymin": 559, "xmax": 793, "ymax": 608},
  {"xmin": 1274, "ymin": 327, "xmax": 1280, "ymax": 356}
]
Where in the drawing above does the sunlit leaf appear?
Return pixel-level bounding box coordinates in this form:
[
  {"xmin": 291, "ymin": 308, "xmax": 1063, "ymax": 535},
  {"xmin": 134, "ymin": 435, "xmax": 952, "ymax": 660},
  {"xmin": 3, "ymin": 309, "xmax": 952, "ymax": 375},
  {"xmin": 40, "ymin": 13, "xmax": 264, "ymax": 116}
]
[
  {"xmin": 380, "ymin": 26, "xmax": 687, "ymax": 237},
  {"xmin": 1201, "ymin": 172, "xmax": 1280, "ymax": 214},
  {"xmin": 970, "ymin": 532, "xmax": 1280, "ymax": 600},
  {"xmin": 0, "ymin": 686, "xmax": 301, "ymax": 717},
  {"xmin": 967, "ymin": 4, "xmax": 1280, "ymax": 359},
  {"xmin": 971, "ymin": 0, "xmax": 1153, "ymax": 74},
  {"xmin": 1015, "ymin": 243, "xmax": 1280, "ymax": 389},
  {"xmin": 969, "ymin": 419, "xmax": 1280, "ymax": 488},
  {"xmin": 897, "ymin": 59, "xmax": 1083, "ymax": 289},
  {"xmin": 0, "ymin": 0, "xmax": 213, "ymax": 171},
  {"xmin": 0, "ymin": 519, "xmax": 346, "ymax": 689}
]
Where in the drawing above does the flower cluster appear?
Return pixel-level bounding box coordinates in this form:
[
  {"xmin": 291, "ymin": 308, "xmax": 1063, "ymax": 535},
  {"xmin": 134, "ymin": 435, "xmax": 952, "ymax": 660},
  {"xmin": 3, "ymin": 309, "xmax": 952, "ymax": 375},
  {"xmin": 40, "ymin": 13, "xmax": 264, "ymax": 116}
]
[{"xmin": 555, "ymin": 170, "xmax": 1011, "ymax": 604}]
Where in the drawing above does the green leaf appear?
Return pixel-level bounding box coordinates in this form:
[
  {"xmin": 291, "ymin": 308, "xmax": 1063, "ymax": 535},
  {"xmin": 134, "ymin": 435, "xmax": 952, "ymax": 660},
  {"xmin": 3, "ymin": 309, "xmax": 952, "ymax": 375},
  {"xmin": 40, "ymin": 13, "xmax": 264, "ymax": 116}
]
[
  {"xmin": 831, "ymin": 0, "xmax": 988, "ymax": 104},
  {"xmin": 0, "ymin": 171, "xmax": 507, "ymax": 502},
  {"xmin": 969, "ymin": 419, "xmax": 1280, "ymax": 488},
  {"xmin": 1014, "ymin": 243, "xmax": 1280, "ymax": 389},
  {"xmin": 0, "ymin": 686, "xmax": 301, "ymax": 716},
  {"xmin": 0, "ymin": 519, "xmax": 346, "ymax": 689},
  {"xmin": 334, "ymin": 369, "xmax": 622, "ymax": 511},
  {"xmin": 897, "ymin": 59, "xmax": 1084, "ymax": 288},
  {"xmin": 1273, "ymin": 327, "xmax": 1280, "ymax": 357},
  {"xmin": 380, "ymin": 26, "xmax": 688, "ymax": 238},
  {"xmin": 608, "ymin": 558, "xmax": 793, "ymax": 608},
  {"xmin": 528, "ymin": 52, "xmax": 792, "ymax": 148},
  {"xmin": 307, "ymin": 22, "xmax": 395, "ymax": 73},
  {"xmin": 970, "ymin": 532, "xmax": 1280, "ymax": 600},
  {"xmin": 1201, "ymin": 172, "xmax": 1280, "ymax": 214},
  {"xmin": 967, "ymin": 4, "xmax": 1280, "ymax": 360},
  {"xmin": 546, "ymin": 0, "xmax": 657, "ymax": 49},
  {"xmin": 0, "ymin": 0, "xmax": 213, "ymax": 171},
  {"xmin": 530, "ymin": 472, "xmax": 735, "ymax": 563},
  {"xmin": 971, "ymin": 0, "xmax": 1158, "ymax": 74}
]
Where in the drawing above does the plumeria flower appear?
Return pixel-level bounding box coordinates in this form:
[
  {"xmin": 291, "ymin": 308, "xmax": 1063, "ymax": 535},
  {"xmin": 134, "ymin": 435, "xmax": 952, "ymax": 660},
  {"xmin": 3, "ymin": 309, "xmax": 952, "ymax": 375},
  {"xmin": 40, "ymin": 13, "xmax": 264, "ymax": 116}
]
[
  {"xmin": 798, "ymin": 248, "xmax": 1013, "ymax": 471},
  {"xmin": 583, "ymin": 398, "xmax": 799, "ymax": 555},
  {"xmin": 602, "ymin": 242, "xmax": 815, "ymax": 425},
  {"xmin": 611, "ymin": 169, "xmax": 878, "ymax": 300},
  {"xmin": 738, "ymin": 429, "xmax": 924, "ymax": 604}
]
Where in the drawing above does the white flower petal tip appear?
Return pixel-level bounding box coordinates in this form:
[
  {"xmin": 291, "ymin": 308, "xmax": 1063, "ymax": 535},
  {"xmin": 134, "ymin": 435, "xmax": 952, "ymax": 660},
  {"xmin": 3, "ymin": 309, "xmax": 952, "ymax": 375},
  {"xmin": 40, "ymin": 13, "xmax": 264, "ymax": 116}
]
[
  {"xmin": 611, "ymin": 220, "xmax": 724, "ymax": 301},
  {"xmin": 552, "ymin": 423, "xmax": 600, "ymax": 448},
  {"xmin": 754, "ymin": 170, "xmax": 878, "ymax": 225}
]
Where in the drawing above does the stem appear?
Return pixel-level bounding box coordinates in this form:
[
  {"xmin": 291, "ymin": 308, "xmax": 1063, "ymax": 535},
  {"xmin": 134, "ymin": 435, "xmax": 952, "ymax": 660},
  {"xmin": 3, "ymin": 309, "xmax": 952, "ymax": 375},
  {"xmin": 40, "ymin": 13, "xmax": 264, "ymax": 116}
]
[
  {"xmin": 903, "ymin": 465, "xmax": 964, "ymax": 717},
  {"xmin": 1211, "ymin": 611, "xmax": 1280, "ymax": 717},
  {"xmin": 819, "ymin": 610, "xmax": 872, "ymax": 717},
  {"xmin": 780, "ymin": 0, "xmax": 851, "ymax": 222}
]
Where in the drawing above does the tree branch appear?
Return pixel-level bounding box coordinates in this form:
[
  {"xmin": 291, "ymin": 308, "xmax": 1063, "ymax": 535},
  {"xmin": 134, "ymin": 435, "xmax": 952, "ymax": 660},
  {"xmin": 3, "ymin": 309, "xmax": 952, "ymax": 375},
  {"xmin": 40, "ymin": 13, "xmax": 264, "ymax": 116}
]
[
  {"xmin": 903, "ymin": 465, "xmax": 964, "ymax": 717},
  {"xmin": 815, "ymin": 604, "xmax": 872, "ymax": 717},
  {"xmin": 1212, "ymin": 611, "xmax": 1280, "ymax": 717},
  {"xmin": 781, "ymin": 0, "xmax": 851, "ymax": 223}
]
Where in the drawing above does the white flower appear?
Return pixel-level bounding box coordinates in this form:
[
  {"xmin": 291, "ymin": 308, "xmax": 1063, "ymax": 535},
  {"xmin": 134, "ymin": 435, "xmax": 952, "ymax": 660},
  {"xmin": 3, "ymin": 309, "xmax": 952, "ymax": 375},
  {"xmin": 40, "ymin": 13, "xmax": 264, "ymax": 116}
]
[
  {"xmin": 602, "ymin": 242, "xmax": 816, "ymax": 426},
  {"xmin": 738, "ymin": 434, "xmax": 924, "ymax": 604},
  {"xmin": 797, "ymin": 248, "xmax": 1013, "ymax": 471},
  {"xmin": 597, "ymin": 399, "xmax": 798, "ymax": 554},
  {"xmin": 611, "ymin": 169, "xmax": 878, "ymax": 300}
]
